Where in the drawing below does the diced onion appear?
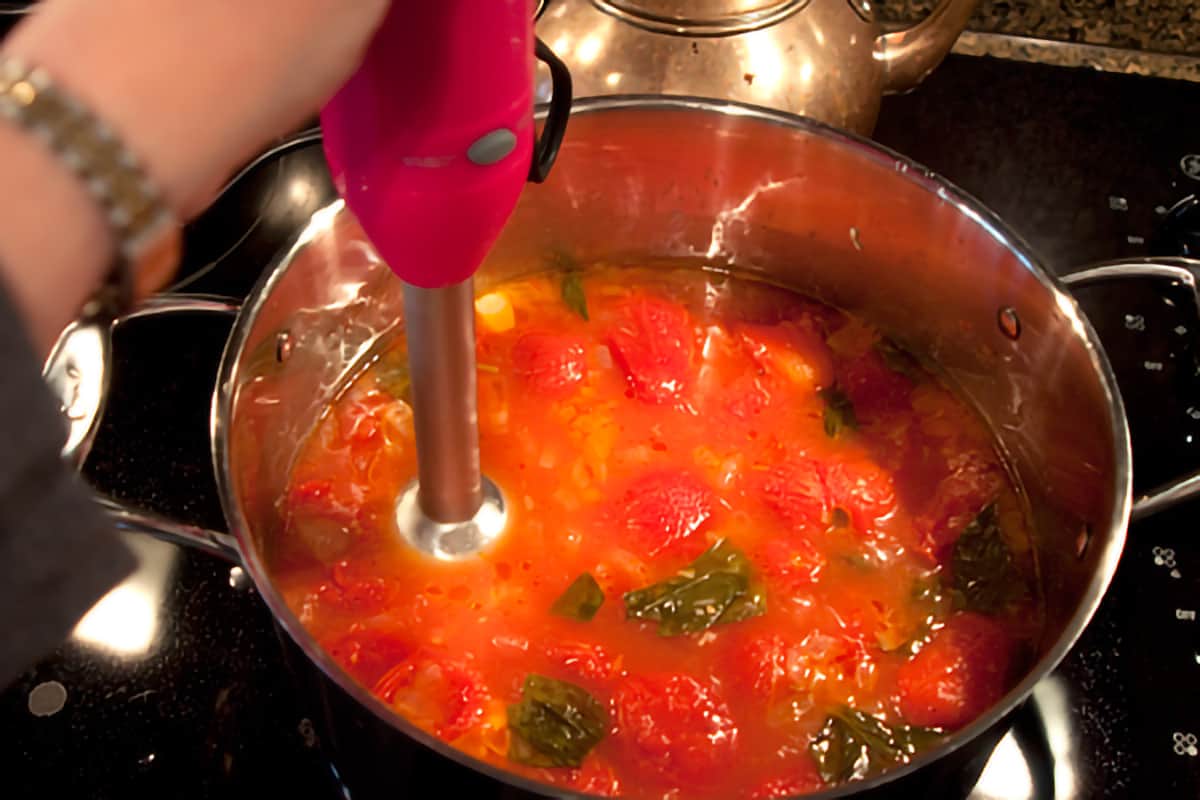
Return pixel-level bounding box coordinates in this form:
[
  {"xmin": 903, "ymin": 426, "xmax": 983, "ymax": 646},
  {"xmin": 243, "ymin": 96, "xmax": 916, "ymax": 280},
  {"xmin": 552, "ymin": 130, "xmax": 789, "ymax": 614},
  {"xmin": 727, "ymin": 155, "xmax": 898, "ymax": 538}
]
[
  {"xmin": 382, "ymin": 401, "xmax": 412, "ymax": 435},
  {"xmin": 488, "ymin": 404, "xmax": 509, "ymax": 432},
  {"xmin": 718, "ymin": 455, "xmax": 742, "ymax": 488},
  {"xmin": 571, "ymin": 460, "xmax": 591, "ymax": 489},
  {"xmin": 491, "ymin": 635, "xmax": 530, "ymax": 653},
  {"xmin": 475, "ymin": 292, "xmax": 514, "ymax": 332},
  {"xmin": 552, "ymin": 487, "xmax": 580, "ymax": 511},
  {"xmin": 622, "ymin": 444, "xmax": 653, "ymax": 465}
]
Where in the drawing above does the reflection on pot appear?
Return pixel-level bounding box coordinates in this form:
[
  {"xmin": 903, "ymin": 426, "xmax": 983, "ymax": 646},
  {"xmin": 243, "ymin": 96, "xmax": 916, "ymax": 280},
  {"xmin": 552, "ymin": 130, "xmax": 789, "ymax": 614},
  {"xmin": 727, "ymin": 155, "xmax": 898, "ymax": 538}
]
[{"xmin": 72, "ymin": 533, "xmax": 177, "ymax": 658}]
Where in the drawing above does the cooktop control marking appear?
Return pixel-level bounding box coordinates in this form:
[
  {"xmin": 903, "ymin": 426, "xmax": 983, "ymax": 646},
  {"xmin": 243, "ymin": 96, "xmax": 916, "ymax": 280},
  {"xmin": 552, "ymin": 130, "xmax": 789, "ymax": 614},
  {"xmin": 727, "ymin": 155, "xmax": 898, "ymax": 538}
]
[
  {"xmin": 298, "ymin": 718, "xmax": 318, "ymax": 749},
  {"xmin": 1153, "ymin": 546, "xmax": 1183, "ymax": 579},
  {"xmin": 1174, "ymin": 732, "xmax": 1198, "ymax": 757},
  {"xmin": 27, "ymin": 681, "xmax": 67, "ymax": 717},
  {"xmin": 1181, "ymin": 154, "xmax": 1200, "ymax": 182}
]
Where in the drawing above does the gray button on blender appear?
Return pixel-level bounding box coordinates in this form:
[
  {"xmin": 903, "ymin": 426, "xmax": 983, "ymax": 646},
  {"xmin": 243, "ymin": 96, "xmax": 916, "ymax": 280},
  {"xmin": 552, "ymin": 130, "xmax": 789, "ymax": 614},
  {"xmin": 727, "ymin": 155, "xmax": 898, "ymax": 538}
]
[{"xmin": 467, "ymin": 128, "xmax": 518, "ymax": 165}]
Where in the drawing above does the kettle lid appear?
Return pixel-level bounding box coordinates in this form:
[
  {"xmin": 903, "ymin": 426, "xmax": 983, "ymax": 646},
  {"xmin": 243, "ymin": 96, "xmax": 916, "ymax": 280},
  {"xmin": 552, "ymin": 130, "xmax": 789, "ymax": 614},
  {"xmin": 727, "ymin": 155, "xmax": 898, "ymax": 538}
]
[{"xmin": 596, "ymin": 0, "xmax": 810, "ymax": 33}]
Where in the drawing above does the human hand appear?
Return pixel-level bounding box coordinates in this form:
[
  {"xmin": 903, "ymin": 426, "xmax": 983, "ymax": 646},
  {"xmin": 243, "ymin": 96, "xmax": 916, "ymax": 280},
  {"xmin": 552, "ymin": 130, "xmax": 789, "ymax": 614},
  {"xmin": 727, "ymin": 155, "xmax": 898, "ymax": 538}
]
[
  {"xmin": 4, "ymin": 0, "xmax": 391, "ymax": 217},
  {"xmin": 0, "ymin": 0, "xmax": 390, "ymax": 349}
]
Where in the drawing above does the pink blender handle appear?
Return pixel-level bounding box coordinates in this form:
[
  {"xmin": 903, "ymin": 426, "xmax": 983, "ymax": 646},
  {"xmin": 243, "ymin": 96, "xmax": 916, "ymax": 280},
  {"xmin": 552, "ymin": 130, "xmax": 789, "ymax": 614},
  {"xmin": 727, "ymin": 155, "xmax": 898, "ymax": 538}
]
[{"xmin": 321, "ymin": 0, "xmax": 539, "ymax": 289}]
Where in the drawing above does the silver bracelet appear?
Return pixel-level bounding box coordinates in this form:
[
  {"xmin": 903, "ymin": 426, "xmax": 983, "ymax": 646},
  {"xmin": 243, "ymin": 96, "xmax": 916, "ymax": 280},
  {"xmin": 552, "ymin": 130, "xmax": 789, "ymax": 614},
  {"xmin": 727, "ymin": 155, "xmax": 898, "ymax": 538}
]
[{"xmin": 0, "ymin": 56, "xmax": 181, "ymax": 319}]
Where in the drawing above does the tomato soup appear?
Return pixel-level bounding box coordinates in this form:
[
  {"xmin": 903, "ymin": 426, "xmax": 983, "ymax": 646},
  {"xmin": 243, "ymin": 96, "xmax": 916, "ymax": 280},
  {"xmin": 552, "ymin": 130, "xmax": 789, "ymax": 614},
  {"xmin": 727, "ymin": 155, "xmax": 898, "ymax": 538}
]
[{"xmin": 267, "ymin": 266, "xmax": 1040, "ymax": 799}]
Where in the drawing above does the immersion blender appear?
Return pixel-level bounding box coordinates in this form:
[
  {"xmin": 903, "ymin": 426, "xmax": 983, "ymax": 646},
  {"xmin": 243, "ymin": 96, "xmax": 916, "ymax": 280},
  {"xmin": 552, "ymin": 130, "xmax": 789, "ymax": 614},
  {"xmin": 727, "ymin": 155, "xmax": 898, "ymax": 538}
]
[{"xmin": 320, "ymin": 0, "xmax": 570, "ymax": 559}]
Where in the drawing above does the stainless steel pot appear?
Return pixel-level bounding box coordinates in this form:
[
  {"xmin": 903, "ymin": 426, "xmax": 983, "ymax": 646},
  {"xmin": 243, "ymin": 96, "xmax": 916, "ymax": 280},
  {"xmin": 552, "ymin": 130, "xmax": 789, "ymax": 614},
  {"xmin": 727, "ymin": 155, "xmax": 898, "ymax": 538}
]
[{"xmin": 50, "ymin": 98, "xmax": 1200, "ymax": 798}]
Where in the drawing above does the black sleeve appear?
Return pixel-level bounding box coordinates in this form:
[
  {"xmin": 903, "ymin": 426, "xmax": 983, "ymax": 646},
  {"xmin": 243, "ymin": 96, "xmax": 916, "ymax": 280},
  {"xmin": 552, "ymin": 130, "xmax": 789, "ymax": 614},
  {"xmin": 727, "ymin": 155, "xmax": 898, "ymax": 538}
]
[{"xmin": 0, "ymin": 283, "xmax": 136, "ymax": 687}]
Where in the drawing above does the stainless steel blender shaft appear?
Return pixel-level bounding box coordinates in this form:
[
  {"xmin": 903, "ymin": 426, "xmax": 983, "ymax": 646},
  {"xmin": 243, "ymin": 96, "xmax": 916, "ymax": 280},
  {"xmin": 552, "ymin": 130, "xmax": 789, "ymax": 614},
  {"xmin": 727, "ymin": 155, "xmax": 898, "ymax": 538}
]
[
  {"xmin": 396, "ymin": 279, "xmax": 506, "ymax": 559},
  {"xmin": 403, "ymin": 280, "xmax": 483, "ymax": 521}
]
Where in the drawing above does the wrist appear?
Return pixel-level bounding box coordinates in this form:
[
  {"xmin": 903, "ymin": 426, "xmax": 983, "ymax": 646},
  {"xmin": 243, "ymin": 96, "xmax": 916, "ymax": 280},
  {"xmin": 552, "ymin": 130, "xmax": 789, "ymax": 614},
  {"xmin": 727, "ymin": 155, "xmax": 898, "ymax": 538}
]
[
  {"xmin": 0, "ymin": 120, "xmax": 111, "ymax": 352},
  {"xmin": 1, "ymin": 5, "xmax": 238, "ymax": 219}
]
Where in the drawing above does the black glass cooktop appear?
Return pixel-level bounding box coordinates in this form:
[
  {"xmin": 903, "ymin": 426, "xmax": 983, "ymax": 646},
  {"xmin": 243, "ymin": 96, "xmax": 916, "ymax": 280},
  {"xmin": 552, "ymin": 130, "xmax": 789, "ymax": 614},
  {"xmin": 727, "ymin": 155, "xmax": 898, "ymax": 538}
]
[{"xmin": 3, "ymin": 53, "xmax": 1200, "ymax": 800}]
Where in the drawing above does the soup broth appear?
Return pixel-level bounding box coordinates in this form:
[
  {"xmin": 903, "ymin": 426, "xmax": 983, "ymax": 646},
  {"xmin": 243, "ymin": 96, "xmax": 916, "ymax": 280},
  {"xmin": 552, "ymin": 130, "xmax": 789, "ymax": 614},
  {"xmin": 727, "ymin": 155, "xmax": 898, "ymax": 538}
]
[{"xmin": 267, "ymin": 266, "xmax": 1040, "ymax": 799}]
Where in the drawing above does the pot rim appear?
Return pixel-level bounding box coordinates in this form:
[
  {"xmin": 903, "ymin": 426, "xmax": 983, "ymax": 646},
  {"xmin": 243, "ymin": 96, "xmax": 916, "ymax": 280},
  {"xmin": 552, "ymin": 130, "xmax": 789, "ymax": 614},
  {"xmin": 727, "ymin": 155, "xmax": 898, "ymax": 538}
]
[{"xmin": 211, "ymin": 95, "xmax": 1132, "ymax": 798}]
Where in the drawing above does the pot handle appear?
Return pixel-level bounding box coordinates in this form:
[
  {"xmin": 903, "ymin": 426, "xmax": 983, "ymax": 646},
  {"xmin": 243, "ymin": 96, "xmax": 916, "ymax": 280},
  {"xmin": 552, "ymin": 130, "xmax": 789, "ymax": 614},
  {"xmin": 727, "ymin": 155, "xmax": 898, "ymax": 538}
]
[
  {"xmin": 99, "ymin": 496, "xmax": 241, "ymax": 563},
  {"xmin": 44, "ymin": 293, "xmax": 244, "ymax": 563},
  {"xmin": 877, "ymin": 0, "xmax": 979, "ymax": 93},
  {"xmin": 1060, "ymin": 258, "xmax": 1200, "ymax": 522}
]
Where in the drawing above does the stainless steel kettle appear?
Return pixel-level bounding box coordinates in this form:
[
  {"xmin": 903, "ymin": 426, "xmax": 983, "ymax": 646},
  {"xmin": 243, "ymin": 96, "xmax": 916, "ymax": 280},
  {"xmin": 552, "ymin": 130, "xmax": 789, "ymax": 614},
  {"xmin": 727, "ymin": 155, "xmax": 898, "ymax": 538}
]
[{"xmin": 535, "ymin": 0, "xmax": 978, "ymax": 133}]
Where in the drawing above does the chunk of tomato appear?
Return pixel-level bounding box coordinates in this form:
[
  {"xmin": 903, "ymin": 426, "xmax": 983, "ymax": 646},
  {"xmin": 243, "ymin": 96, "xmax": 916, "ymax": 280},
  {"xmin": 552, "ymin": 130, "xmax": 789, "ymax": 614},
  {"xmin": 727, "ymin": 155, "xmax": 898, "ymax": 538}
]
[
  {"xmin": 914, "ymin": 448, "xmax": 1005, "ymax": 563},
  {"xmin": 284, "ymin": 477, "xmax": 365, "ymax": 563},
  {"xmin": 607, "ymin": 296, "xmax": 695, "ymax": 404},
  {"xmin": 612, "ymin": 674, "xmax": 738, "ymax": 784},
  {"xmin": 620, "ymin": 470, "xmax": 715, "ymax": 556},
  {"xmin": 724, "ymin": 372, "xmax": 773, "ymax": 420},
  {"xmin": 727, "ymin": 634, "xmax": 791, "ymax": 702},
  {"xmin": 329, "ymin": 560, "xmax": 397, "ymax": 616},
  {"xmin": 758, "ymin": 458, "xmax": 829, "ymax": 532},
  {"xmin": 511, "ymin": 331, "xmax": 587, "ymax": 397},
  {"xmin": 375, "ymin": 650, "xmax": 489, "ymax": 741},
  {"xmin": 823, "ymin": 456, "xmax": 897, "ymax": 534},
  {"xmin": 739, "ymin": 322, "xmax": 834, "ymax": 394},
  {"xmin": 290, "ymin": 477, "xmax": 340, "ymax": 507},
  {"xmin": 791, "ymin": 627, "xmax": 874, "ymax": 696},
  {"xmin": 758, "ymin": 536, "xmax": 826, "ymax": 598},
  {"xmin": 897, "ymin": 612, "xmax": 1014, "ymax": 729},
  {"xmin": 726, "ymin": 626, "xmax": 874, "ymax": 717},
  {"xmin": 323, "ymin": 623, "xmax": 413, "ymax": 687},
  {"xmin": 335, "ymin": 390, "xmax": 395, "ymax": 446},
  {"xmin": 836, "ymin": 349, "xmax": 913, "ymax": 418}
]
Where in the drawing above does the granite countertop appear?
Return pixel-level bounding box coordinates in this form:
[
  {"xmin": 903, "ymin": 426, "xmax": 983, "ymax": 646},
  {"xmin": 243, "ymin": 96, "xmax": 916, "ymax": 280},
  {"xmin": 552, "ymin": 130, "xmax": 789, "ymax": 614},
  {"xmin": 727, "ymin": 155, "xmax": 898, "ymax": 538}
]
[
  {"xmin": 878, "ymin": 0, "xmax": 1199, "ymax": 56},
  {"xmin": 877, "ymin": 0, "xmax": 1200, "ymax": 82}
]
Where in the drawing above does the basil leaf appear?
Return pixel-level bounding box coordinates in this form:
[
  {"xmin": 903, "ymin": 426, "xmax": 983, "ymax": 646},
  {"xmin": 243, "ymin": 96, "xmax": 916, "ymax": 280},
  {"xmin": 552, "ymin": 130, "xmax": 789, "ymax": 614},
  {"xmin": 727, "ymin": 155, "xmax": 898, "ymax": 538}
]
[
  {"xmin": 812, "ymin": 712, "xmax": 868, "ymax": 784},
  {"xmin": 374, "ymin": 347, "xmax": 411, "ymax": 400},
  {"xmin": 506, "ymin": 674, "xmax": 608, "ymax": 768},
  {"xmin": 550, "ymin": 573, "xmax": 605, "ymax": 622},
  {"xmin": 911, "ymin": 572, "xmax": 944, "ymax": 604},
  {"xmin": 624, "ymin": 538, "xmax": 766, "ymax": 636},
  {"xmin": 546, "ymin": 248, "xmax": 589, "ymax": 321},
  {"xmin": 561, "ymin": 270, "xmax": 590, "ymax": 321},
  {"xmin": 888, "ymin": 574, "xmax": 950, "ymax": 655},
  {"xmin": 820, "ymin": 386, "xmax": 858, "ymax": 438},
  {"xmin": 951, "ymin": 504, "xmax": 1019, "ymax": 615},
  {"xmin": 874, "ymin": 338, "xmax": 920, "ymax": 381},
  {"xmin": 811, "ymin": 706, "xmax": 943, "ymax": 784},
  {"xmin": 547, "ymin": 248, "xmax": 579, "ymax": 272}
]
